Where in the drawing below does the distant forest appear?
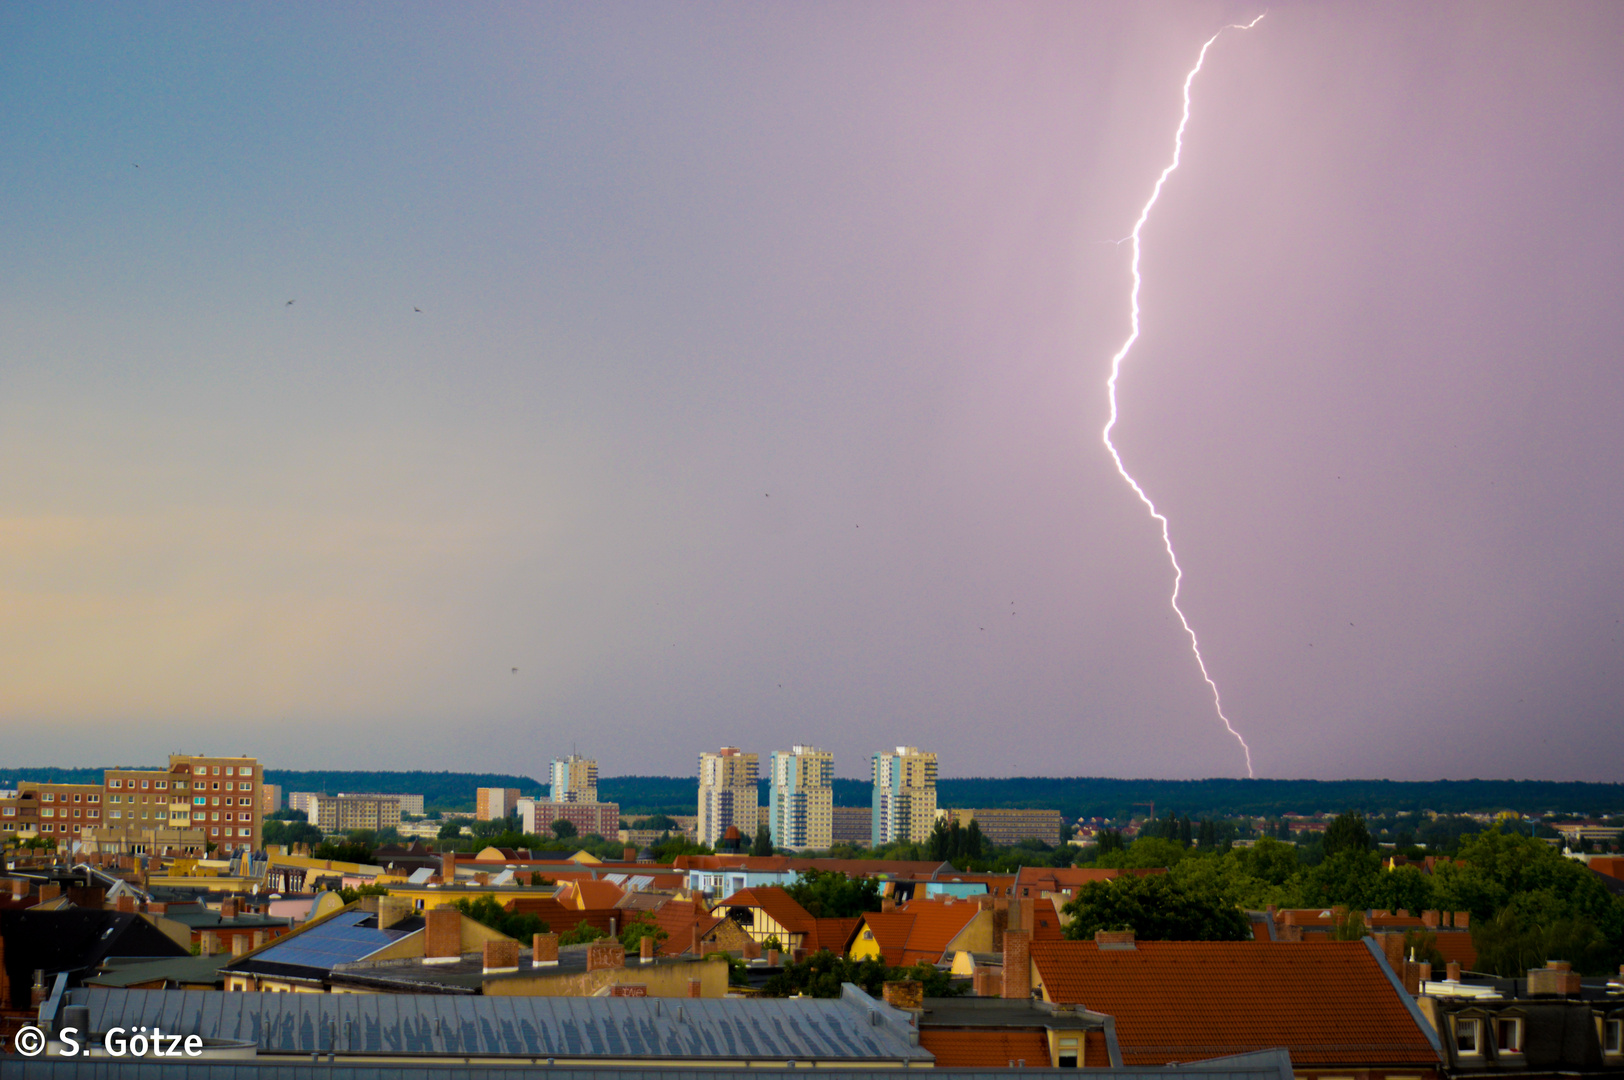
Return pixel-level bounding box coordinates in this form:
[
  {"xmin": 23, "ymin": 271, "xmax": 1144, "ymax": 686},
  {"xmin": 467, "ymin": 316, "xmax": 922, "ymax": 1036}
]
[{"xmin": 4, "ymin": 767, "xmax": 1620, "ymax": 818}]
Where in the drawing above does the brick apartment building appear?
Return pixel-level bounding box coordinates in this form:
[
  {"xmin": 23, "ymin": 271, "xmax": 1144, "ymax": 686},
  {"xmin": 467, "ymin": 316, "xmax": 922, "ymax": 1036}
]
[
  {"xmin": 0, "ymin": 753, "xmax": 262, "ymax": 855},
  {"xmin": 307, "ymin": 794, "xmax": 402, "ymax": 833}
]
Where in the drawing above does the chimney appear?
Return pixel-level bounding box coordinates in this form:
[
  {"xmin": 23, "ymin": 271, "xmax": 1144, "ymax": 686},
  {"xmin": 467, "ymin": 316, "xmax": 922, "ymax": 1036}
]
[
  {"xmin": 1446, "ymin": 961, "xmax": 1461, "ymax": 981},
  {"xmin": 1001, "ymin": 930, "xmax": 1032, "ymax": 1000},
  {"xmin": 116, "ymin": 895, "xmax": 136, "ymax": 914},
  {"xmin": 881, "ymin": 897, "xmax": 895, "ymax": 913},
  {"xmin": 221, "ymin": 897, "xmax": 239, "ymax": 919},
  {"xmin": 37, "ymin": 883, "xmax": 60, "ymax": 904},
  {"xmin": 9, "ymin": 879, "xmax": 27, "ymax": 900},
  {"xmin": 31, "ymin": 970, "xmax": 48, "ymax": 1010},
  {"xmin": 1015, "ymin": 897, "xmax": 1035, "ymax": 933},
  {"xmin": 1401, "ymin": 959, "xmax": 1429, "ymax": 994},
  {"xmin": 442, "ymin": 852, "xmax": 458, "ymax": 881},
  {"xmin": 586, "ymin": 941, "xmax": 626, "ymax": 972},
  {"xmin": 624, "ymin": 846, "xmax": 638, "ymax": 863},
  {"xmin": 743, "ymin": 938, "xmax": 761, "ymax": 960},
  {"xmin": 765, "ymin": 947, "xmax": 779, "ymax": 967},
  {"xmin": 1453, "ymin": 911, "xmax": 1470, "ymax": 929},
  {"xmin": 1375, "ymin": 932, "xmax": 1405, "ymax": 971},
  {"xmin": 148, "ymin": 902, "xmax": 167, "ymax": 915},
  {"xmin": 482, "ymin": 939, "xmax": 520, "ymax": 974},
  {"xmin": 1527, "ymin": 960, "xmax": 1581, "ymax": 996},
  {"xmin": 882, "ymin": 979, "xmax": 924, "ymax": 1011},
  {"xmin": 377, "ymin": 897, "xmax": 411, "ymax": 931},
  {"xmin": 688, "ymin": 978, "xmax": 703, "ymax": 998},
  {"xmin": 1095, "ymin": 929, "xmax": 1136, "ymax": 950},
  {"xmin": 1421, "ymin": 910, "xmax": 1440, "ymax": 929},
  {"xmin": 1278, "ymin": 924, "xmax": 1303, "ymax": 943},
  {"xmin": 690, "ymin": 922, "xmax": 701, "ymax": 956},
  {"xmin": 641, "ymin": 936, "xmax": 656, "ymax": 964},
  {"xmin": 533, "ymin": 932, "xmax": 559, "ymax": 966},
  {"xmin": 424, "ymin": 907, "xmax": 462, "ymax": 962},
  {"xmin": 358, "ymin": 895, "xmax": 380, "ymax": 914},
  {"xmin": 973, "ymin": 966, "xmax": 1003, "ymax": 998}
]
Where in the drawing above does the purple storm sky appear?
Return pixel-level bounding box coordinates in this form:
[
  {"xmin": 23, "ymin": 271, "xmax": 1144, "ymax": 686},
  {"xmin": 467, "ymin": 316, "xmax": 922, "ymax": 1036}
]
[{"xmin": 2, "ymin": 3, "xmax": 1620, "ymax": 782}]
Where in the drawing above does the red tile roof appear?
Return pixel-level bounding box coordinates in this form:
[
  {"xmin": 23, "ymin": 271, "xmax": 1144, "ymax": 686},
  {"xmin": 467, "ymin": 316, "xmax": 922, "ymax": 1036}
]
[
  {"xmin": 557, "ymin": 879, "xmax": 625, "ymax": 910},
  {"xmin": 712, "ymin": 886, "xmax": 814, "ymax": 935},
  {"xmin": 1029, "ymin": 939, "xmax": 1440, "ymax": 1067},
  {"xmin": 853, "ymin": 911, "xmax": 916, "ymax": 965},
  {"xmin": 919, "ymin": 1029, "xmax": 1051, "ymax": 1068},
  {"xmin": 806, "ymin": 916, "xmax": 862, "ymax": 954}
]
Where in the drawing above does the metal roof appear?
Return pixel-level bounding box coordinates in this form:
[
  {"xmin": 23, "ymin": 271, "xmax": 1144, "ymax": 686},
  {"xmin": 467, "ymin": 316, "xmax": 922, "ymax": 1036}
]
[
  {"xmin": 68, "ymin": 986, "xmax": 933, "ymax": 1062},
  {"xmin": 1, "ymin": 1048, "xmax": 1297, "ymax": 1080}
]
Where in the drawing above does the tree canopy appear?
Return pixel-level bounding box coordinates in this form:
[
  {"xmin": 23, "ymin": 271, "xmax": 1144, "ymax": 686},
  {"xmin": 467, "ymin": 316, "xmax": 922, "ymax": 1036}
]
[
  {"xmin": 784, "ymin": 869, "xmax": 883, "ymax": 919},
  {"xmin": 1061, "ymin": 873, "xmax": 1251, "ymax": 942}
]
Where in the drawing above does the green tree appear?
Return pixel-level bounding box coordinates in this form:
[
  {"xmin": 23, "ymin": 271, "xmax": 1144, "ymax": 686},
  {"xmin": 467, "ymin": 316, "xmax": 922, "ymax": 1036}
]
[
  {"xmin": 762, "ymin": 949, "xmax": 889, "ymax": 998},
  {"xmin": 619, "ymin": 913, "xmax": 669, "ymax": 952},
  {"xmin": 438, "ymin": 821, "xmax": 464, "ymax": 840},
  {"xmin": 314, "ymin": 839, "xmax": 375, "ymax": 864},
  {"xmin": 1094, "ymin": 829, "xmax": 1125, "ymax": 856},
  {"xmin": 1062, "ymin": 874, "xmax": 1249, "ymax": 941},
  {"xmin": 1322, "ymin": 812, "xmax": 1372, "ymax": 858},
  {"xmin": 632, "ymin": 814, "xmax": 679, "ymax": 831},
  {"xmin": 1293, "ymin": 849, "xmax": 1382, "ymax": 910},
  {"xmin": 550, "ymin": 819, "xmax": 578, "ymax": 839},
  {"xmin": 751, "ymin": 825, "xmax": 774, "ymax": 857},
  {"xmin": 1094, "ymin": 836, "xmax": 1186, "ymax": 870},
  {"xmin": 559, "ymin": 919, "xmax": 607, "ymax": 946},
  {"xmin": 784, "ymin": 868, "xmax": 883, "ymax": 918},
  {"xmin": 454, "ymin": 895, "xmax": 549, "ymax": 942},
  {"xmin": 263, "ymin": 819, "xmax": 324, "ymax": 848}
]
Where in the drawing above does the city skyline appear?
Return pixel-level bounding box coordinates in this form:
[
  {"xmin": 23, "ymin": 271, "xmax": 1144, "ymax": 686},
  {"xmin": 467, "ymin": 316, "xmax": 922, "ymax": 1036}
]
[{"xmin": 3, "ymin": 4, "xmax": 1621, "ymax": 782}]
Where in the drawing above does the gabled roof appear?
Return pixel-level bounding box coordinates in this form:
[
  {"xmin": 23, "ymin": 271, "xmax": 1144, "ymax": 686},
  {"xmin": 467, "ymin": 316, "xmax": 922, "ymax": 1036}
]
[
  {"xmin": 1029, "ymin": 939, "xmax": 1441, "ymax": 1067},
  {"xmin": 555, "ymin": 879, "xmax": 626, "ymax": 910},
  {"xmin": 647, "ymin": 898, "xmax": 727, "ymax": 957},
  {"xmin": 712, "ymin": 887, "xmax": 814, "ymax": 935},
  {"xmin": 505, "ymin": 896, "xmax": 623, "ymax": 938},
  {"xmin": 854, "ymin": 911, "xmax": 916, "ymax": 965},
  {"xmin": 806, "ymin": 916, "xmax": 862, "ymax": 954}
]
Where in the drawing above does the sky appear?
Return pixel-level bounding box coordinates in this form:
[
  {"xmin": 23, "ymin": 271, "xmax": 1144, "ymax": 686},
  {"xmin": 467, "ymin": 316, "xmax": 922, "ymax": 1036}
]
[{"xmin": 3, "ymin": 2, "xmax": 1621, "ymax": 783}]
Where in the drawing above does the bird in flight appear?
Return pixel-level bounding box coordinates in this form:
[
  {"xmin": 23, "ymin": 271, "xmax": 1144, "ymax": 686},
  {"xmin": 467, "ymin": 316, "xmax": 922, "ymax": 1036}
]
[
  {"xmin": 414, "ymin": 307, "xmax": 422, "ymax": 313},
  {"xmin": 511, "ymin": 667, "xmax": 518, "ymax": 674},
  {"xmin": 285, "ymin": 300, "xmax": 295, "ymax": 306}
]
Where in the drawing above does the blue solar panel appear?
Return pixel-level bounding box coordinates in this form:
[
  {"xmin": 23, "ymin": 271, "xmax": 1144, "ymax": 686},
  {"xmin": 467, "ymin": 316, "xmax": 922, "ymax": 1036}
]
[{"xmin": 256, "ymin": 909, "xmax": 400, "ymax": 968}]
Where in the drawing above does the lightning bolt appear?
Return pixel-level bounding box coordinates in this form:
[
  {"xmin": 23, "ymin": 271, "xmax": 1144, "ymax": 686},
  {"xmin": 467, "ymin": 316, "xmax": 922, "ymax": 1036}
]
[{"xmin": 1101, "ymin": 14, "xmax": 1264, "ymax": 779}]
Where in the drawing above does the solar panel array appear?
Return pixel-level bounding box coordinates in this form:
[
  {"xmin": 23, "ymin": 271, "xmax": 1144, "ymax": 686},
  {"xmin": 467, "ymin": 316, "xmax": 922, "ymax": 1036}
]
[{"xmin": 249, "ymin": 910, "xmax": 401, "ymax": 970}]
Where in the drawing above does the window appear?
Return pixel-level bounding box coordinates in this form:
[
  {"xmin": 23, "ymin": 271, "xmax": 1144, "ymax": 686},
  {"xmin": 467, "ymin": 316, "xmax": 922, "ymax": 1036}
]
[
  {"xmin": 226, "ymin": 767, "xmax": 235, "ymax": 776},
  {"xmin": 239, "ymin": 828, "xmax": 251, "ymax": 837},
  {"xmin": 1456, "ymin": 1017, "xmax": 1483, "ymax": 1056},
  {"xmin": 194, "ymin": 797, "xmax": 207, "ymax": 805},
  {"xmin": 73, "ymin": 794, "xmax": 81, "ymax": 803},
  {"xmin": 212, "ymin": 782, "xmax": 220, "ymax": 790},
  {"xmin": 157, "ymin": 782, "xmax": 168, "ymax": 791},
  {"xmin": 41, "ymin": 809, "xmax": 53, "ymax": 818},
  {"xmin": 42, "ymin": 793, "xmax": 54, "ymax": 802},
  {"xmin": 1495, "ymin": 1017, "xmax": 1523, "ymax": 1054},
  {"xmin": 111, "ymin": 811, "xmax": 121, "ymax": 819},
  {"xmin": 1605, "ymin": 1018, "xmax": 1623, "ymax": 1055},
  {"xmin": 109, "ymin": 780, "xmax": 122, "ymax": 789},
  {"xmin": 141, "ymin": 780, "xmax": 149, "ymax": 789},
  {"xmin": 3, "ymin": 808, "xmax": 13, "ymax": 817},
  {"xmin": 213, "ymin": 766, "xmax": 221, "ymax": 775},
  {"xmin": 1057, "ymin": 1037, "xmax": 1079, "ymax": 1068},
  {"xmin": 89, "ymin": 795, "xmax": 99, "ymax": 803}
]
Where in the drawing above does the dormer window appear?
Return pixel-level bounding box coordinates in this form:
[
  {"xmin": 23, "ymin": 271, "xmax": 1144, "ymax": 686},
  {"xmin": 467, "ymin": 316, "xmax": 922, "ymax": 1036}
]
[
  {"xmin": 1495, "ymin": 1016, "xmax": 1523, "ymax": 1055},
  {"xmin": 1455, "ymin": 1016, "xmax": 1483, "ymax": 1056},
  {"xmin": 1605, "ymin": 1017, "xmax": 1622, "ymax": 1055}
]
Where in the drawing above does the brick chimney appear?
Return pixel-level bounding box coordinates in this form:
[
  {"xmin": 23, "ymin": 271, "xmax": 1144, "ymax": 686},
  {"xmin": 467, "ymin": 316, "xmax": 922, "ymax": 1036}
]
[
  {"xmin": 1528, "ymin": 960, "xmax": 1581, "ymax": 996},
  {"xmin": 533, "ymin": 933, "xmax": 559, "ymax": 966},
  {"xmin": 880, "ymin": 897, "xmax": 895, "ymax": 913},
  {"xmin": 1453, "ymin": 911, "xmax": 1470, "ymax": 929},
  {"xmin": 1446, "ymin": 960, "xmax": 1461, "ymax": 981},
  {"xmin": 1095, "ymin": 929, "xmax": 1136, "ymax": 950},
  {"xmin": 882, "ymin": 979, "xmax": 923, "ymax": 1011},
  {"xmin": 37, "ymin": 883, "xmax": 60, "ymax": 904},
  {"xmin": 641, "ymin": 936, "xmax": 656, "ymax": 964},
  {"xmin": 1374, "ymin": 932, "xmax": 1405, "ymax": 970},
  {"xmin": 743, "ymin": 938, "xmax": 761, "ymax": 960},
  {"xmin": 1421, "ymin": 909, "xmax": 1440, "ymax": 929},
  {"xmin": 973, "ymin": 966, "xmax": 1003, "ymax": 998},
  {"xmin": 482, "ymin": 939, "xmax": 520, "ymax": 974},
  {"xmin": 623, "ymin": 846, "xmax": 638, "ymax": 863},
  {"xmin": 115, "ymin": 895, "xmax": 136, "ymax": 914},
  {"xmin": 586, "ymin": 941, "xmax": 626, "ymax": 972},
  {"xmin": 9, "ymin": 879, "xmax": 27, "ymax": 901},
  {"xmin": 1278, "ymin": 924, "xmax": 1303, "ymax": 943},
  {"xmin": 424, "ymin": 907, "xmax": 462, "ymax": 963},
  {"xmin": 1015, "ymin": 897, "xmax": 1035, "ymax": 934},
  {"xmin": 221, "ymin": 897, "xmax": 239, "ymax": 919},
  {"xmin": 1001, "ymin": 930, "xmax": 1032, "ymax": 1000},
  {"xmin": 442, "ymin": 851, "xmax": 457, "ymax": 881},
  {"xmin": 688, "ymin": 978, "xmax": 703, "ymax": 998}
]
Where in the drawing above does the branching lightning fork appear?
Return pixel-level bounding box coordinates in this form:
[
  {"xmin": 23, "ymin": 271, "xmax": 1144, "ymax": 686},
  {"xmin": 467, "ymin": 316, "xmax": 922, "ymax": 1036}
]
[{"xmin": 1101, "ymin": 14, "xmax": 1264, "ymax": 778}]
